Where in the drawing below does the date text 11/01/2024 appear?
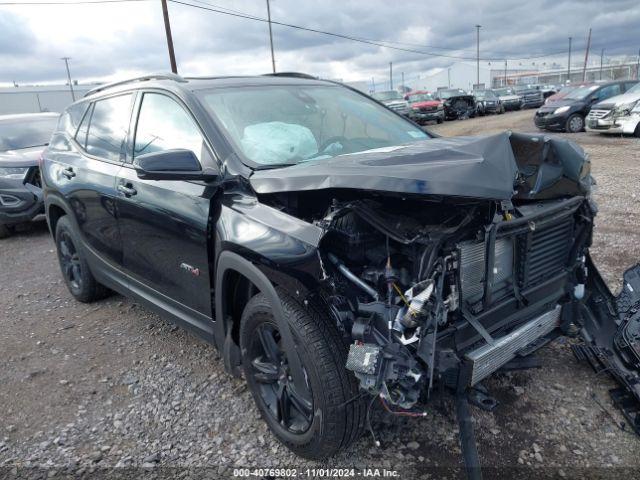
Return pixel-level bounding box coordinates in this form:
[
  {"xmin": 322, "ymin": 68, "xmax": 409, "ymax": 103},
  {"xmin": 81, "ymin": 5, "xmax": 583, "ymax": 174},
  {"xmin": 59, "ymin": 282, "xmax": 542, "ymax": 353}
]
[{"xmin": 232, "ymin": 468, "xmax": 400, "ymax": 477}]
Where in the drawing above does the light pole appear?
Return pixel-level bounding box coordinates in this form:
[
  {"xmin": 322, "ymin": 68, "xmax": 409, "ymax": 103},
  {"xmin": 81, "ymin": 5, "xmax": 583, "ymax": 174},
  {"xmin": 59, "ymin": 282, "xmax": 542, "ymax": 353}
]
[
  {"xmin": 504, "ymin": 59, "xmax": 507, "ymax": 87},
  {"xmin": 599, "ymin": 48, "xmax": 604, "ymax": 80},
  {"xmin": 389, "ymin": 62, "xmax": 393, "ymax": 90},
  {"xmin": 475, "ymin": 25, "xmax": 481, "ymax": 87},
  {"xmin": 567, "ymin": 37, "xmax": 572, "ymax": 84},
  {"xmin": 266, "ymin": 0, "xmax": 276, "ymax": 73},
  {"xmin": 160, "ymin": 0, "xmax": 178, "ymax": 73},
  {"xmin": 61, "ymin": 57, "xmax": 75, "ymax": 101}
]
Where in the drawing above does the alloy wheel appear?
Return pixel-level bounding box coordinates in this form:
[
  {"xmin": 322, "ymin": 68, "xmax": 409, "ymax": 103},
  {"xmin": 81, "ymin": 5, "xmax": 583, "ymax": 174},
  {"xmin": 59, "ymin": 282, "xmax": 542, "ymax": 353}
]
[
  {"xmin": 248, "ymin": 322, "xmax": 313, "ymax": 433},
  {"xmin": 58, "ymin": 231, "xmax": 83, "ymax": 291}
]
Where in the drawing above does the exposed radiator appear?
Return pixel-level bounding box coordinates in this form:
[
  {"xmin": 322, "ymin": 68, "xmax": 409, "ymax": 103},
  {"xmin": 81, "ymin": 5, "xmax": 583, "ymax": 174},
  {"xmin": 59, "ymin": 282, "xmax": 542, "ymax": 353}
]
[{"xmin": 465, "ymin": 305, "xmax": 561, "ymax": 385}]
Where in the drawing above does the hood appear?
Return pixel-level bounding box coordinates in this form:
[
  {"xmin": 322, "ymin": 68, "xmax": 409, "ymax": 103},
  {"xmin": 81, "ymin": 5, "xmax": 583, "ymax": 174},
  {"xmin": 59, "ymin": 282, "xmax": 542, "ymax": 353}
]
[
  {"xmin": 250, "ymin": 132, "xmax": 592, "ymax": 201},
  {"xmin": 498, "ymin": 94, "xmax": 520, "ymax": 101},
  {"xmin": 0, "ymin": 146, "xmax": 43, "ymax": 168},
  {"xmin": 410, "ymin": 100, "xmax": 441, "ymax": 108},
  {"xmin": 594, "ymin": 90, "xmax": 640, "ymax": 109},
  {"xmin": 383, "ymin": 99, "xmax": 408, "ymax": 106}
]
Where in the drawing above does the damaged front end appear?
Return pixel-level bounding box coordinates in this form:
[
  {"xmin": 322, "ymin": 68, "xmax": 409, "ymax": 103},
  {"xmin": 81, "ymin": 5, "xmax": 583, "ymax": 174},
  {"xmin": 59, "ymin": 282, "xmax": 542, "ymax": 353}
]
[{"xmin": 251, "ymin": 131, "xmax": 640, "ymax": 474}]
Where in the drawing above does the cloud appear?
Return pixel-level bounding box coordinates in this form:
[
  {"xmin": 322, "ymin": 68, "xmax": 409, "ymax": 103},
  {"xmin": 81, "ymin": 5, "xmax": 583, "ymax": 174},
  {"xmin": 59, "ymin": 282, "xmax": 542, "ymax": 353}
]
[{"xmin": 0, "ymin": 0, "xmax": 638, "ymax": 86}]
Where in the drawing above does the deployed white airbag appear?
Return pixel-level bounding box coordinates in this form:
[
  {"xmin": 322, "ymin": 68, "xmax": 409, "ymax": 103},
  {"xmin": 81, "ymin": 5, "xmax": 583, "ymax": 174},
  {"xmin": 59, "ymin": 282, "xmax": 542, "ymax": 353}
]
[{"xmin": 241, "ymin": 122, "xmax": 318, "ymax": 165}]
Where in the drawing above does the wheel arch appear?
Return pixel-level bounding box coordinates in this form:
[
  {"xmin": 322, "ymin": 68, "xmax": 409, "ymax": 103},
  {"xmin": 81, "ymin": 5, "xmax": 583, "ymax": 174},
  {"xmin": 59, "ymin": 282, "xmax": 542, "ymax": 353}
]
[{"xmin": 214, "ymin": 250, "xmax": 306, "ymax": 384}]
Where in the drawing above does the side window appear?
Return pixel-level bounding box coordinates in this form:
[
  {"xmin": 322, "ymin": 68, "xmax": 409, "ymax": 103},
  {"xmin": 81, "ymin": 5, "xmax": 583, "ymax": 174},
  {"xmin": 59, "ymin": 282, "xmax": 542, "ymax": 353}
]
[
  {"xmin": 133, "ymin": 93, "xmax": 205, "ymax": 162},
  {"xmin": 75, "ymin": 103, "xmax": 93, "ymax": 149},
  {"xmin": 84, "ymin": 94, "xmax": 133, "ymax": 162},
  {"xmin": 58, "ymin": 102, "xmax": 88, "ymax": 137},
  {"xmin": 594, "ymin": 84, "xmax": 621, "ymax": 102}
]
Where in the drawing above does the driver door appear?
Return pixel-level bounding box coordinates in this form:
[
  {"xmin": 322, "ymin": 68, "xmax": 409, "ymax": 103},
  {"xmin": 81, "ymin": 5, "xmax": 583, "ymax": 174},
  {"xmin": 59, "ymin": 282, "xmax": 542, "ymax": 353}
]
[{"xmin": 116, "ymin": 91, "xmax": 219, "ymax": 326}]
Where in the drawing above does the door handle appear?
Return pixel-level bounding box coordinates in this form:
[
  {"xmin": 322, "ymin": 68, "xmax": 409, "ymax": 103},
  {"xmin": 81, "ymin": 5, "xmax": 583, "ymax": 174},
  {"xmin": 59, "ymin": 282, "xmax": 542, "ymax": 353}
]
[
  {"xmin": 117, "ymin": 184, "xmax": 137, "ymax": 196},
  {"xmin": 61, "ymin": 167, "xmax": 76, "ymax": 179}
]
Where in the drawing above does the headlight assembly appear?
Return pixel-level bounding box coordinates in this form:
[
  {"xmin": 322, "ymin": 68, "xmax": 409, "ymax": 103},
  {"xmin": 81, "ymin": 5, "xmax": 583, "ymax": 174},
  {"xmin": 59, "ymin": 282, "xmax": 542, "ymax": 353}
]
[
  {"xmin": 554, "ymin": 106, "xmax": 571, "ymax": 114},
  {"xmin": 0, "ymin": 167, "xmax": 29, "ymax": 180},
  {"xmin": 613, "ymin": 101, "xmax": 638, "ymax": 117}
]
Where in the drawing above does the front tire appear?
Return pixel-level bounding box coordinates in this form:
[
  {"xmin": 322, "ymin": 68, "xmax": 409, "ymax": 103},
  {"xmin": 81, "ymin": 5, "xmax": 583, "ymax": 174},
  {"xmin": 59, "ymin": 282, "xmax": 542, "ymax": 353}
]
[
  {"xmin": 55, "ymin": 216, "xmax": 109, "ymax": 303},
  {"xmin": 240, "ymin": 291, "xmax": 365, "ymax": 459},
  {"xmin": 565, "ymin": 113, "xmax": 584, "ymax": 133},
  {"xmin": 0, "ymin": 223, "xmax": 12, "ymax": 239}
]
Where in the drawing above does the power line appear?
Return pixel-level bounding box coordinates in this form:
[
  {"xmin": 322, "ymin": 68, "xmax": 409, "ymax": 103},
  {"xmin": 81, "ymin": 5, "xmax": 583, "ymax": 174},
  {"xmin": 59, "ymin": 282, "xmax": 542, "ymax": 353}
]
[
  {"xmin": 186, "ymin": 0, "xmax": 566, "ymax": 59},
  {"xmin": 0, "ymin": 0, "xmax": 148, "ymax": 4},
  {"xmin": 168, "ymin": 0, "xmax": 571, "ymax": 62}
]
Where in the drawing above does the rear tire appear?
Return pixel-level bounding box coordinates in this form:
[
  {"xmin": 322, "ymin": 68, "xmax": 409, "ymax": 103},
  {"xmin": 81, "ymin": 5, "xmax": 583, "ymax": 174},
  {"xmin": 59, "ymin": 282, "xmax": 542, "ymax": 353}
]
[
  {"xmin": 0, "ymin": 223, "xmax": 12, "ymax": 239},
  {"xmin": 565, "ymin": 113, "xmax": 584, "ymax": 133},
  {"xmin": 240, "ymin": 291, "xmax": 365, "ymax": 460},
  {"xmin": 55, "ymin": 215, "xmax": 110, "ymax": 303}
]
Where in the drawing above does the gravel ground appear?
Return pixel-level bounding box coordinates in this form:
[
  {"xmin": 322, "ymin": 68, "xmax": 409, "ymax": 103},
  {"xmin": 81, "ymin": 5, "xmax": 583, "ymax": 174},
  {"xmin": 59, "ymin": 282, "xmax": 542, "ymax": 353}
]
[{"xmin": 1, "ymin": 109, "xmax": 640, "ymax": 479}]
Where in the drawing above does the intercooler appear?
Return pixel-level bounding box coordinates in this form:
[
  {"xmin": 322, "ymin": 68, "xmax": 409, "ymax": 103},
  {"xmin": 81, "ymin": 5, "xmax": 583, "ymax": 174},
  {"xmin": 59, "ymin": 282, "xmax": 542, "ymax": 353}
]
[{"xmin": 465, "ymin": 305, "xmax": 561, "ymax": 385}]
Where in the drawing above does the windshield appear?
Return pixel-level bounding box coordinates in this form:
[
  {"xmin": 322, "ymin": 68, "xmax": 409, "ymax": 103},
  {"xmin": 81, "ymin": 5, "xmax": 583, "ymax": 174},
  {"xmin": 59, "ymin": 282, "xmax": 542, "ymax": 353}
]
[
  {"xmin": 198, "ymin": 85, "xmax": 428, "ymax": 167},
  {"xmin": 494, "ymin": 88, "xmax": 514, "ymax": 96},
  {"xmin": 565, "ymin": 85, "xmax": 599, "ymax": 100},
  {"xmin": 474, "ymin": 90, "xmax": 497, "ymax": 100},
  {"xmin": 371, "ymin": 91, "xmax": 402, "ymax": 101},
  {"xmin": 0, "ymin": 116, "xmax": 58, "ymax": 152},
  {"xmin": 438, "ymin": 89, "xmax": 466, "ymax": 99},
  {"xmin": 407, "ymin": 93, "xmax": 434, "ymax": 103}
]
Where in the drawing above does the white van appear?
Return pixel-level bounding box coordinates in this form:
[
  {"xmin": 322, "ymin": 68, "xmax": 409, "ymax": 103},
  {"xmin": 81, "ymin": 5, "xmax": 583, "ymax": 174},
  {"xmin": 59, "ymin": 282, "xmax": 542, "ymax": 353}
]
[{"xmin": 586, "ymin": 82, "xmax": 640, "ymax": 136}]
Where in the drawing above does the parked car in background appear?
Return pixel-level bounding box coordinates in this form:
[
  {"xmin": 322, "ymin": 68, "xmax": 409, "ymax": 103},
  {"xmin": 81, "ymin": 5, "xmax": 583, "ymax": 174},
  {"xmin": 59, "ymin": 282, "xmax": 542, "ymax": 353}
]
[
  {"xmin": 0, "ymin": 113, "xmax": 58, "ymax": 238},
  {"xmin": 405, "ymin": 91, "xmax": 444, "ymax": 124},
  {"xmin": 514, "ymin": 85, "xmax": 544, "ymax": 109},
  {"xmin": 371, "ymin": 90, "xmax": 410, "ymax": 116},
  {"xmin": 586, "ymin": 81, "xmax": 640, "ymax": 136},
  {"xmin": 432, "ymin": 88, "xmax": 476, "ymax": 119},
  {"xmin": 473, "ymin": 89, "xmax": 504, "ymax": 115},
  {"xmin": 535, "ymin": 80, "xmax": 637, "ymax": 133},
  {"xmin": 494, "ymin": 87, "xmax": 522, "ymax": 111}
]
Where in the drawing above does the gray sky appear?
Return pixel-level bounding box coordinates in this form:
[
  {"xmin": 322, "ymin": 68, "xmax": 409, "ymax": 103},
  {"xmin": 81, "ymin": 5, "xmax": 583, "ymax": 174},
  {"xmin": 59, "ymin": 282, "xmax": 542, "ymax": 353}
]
[{"xmin": 0, "ymin": 0, "xmax": 638, "ymax": 86}]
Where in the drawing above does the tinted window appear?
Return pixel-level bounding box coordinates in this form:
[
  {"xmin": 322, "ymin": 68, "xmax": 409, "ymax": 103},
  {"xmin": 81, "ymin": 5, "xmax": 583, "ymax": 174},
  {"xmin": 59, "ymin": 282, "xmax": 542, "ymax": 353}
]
[
  {"xmin": 0, "ymin": 116, "xmax": 59, "ymax": 151},
  {"xmin": 133, "ymin": 93, "xmax": 205, "ymax": 162},
  {"xmin": 592, "ymin": 84, "xmax": 622, "ymax": 102},
  {"xmin": 83, "ymin": 94, "xmax": 133, "ymax": 161},
  {"xmin": 58, "ymin": 102, "xmax": 88, "ymax": 137}
]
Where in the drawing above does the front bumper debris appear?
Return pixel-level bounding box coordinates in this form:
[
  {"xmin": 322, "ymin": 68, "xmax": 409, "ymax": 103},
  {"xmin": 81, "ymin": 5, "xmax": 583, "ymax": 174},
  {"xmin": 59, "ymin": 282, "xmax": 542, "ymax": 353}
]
[
  {"xmin": 580, "ymin": 258, "xmax": 640, "ymax": 435},
  {"xmin": 0, "ymin": 177, "xmax": 44, "ymax": 226}
]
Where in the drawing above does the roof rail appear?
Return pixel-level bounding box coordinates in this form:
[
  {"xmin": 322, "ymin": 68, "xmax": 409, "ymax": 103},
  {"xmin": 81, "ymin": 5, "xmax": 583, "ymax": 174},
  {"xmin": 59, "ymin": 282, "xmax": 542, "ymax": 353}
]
[
  {"xmin": 262, "ymin": 72, "xmax": 318, "ymax": 80},
  {"xmin": 84, "ymin": 73, "xmax": 186, "ymax": 98}
]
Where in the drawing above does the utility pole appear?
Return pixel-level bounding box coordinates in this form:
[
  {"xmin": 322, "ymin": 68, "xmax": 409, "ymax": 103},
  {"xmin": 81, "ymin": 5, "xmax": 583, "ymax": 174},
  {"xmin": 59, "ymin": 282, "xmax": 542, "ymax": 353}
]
[
  {"xmin": 475, "ymin": 25, "xmax": 481, "ymax": 87},
  {"xmin": 637, "ymin": 48, "xmax": 640, "ymax": 80},
  {"xmin": 389, "ymin": 62, "xmax": 393, "ymax": 90},
  {"xmin": 61, "ymin": 57, "xmax": 75, "ymax": 101},
  {"xmin": 567, "ymin": 37, "xmax": 572, "ymax": 84},
  {"xmin": 161, "ymin": 0, "xmax": 178, "ymax": 73},
  {"xmin": 504, "ymin": 59, "xmax": 507, "ymax": 87},
  {"xmin": 582, "ymin": 28, "xmax": 591, "ymax": 82},
  {"xmin": 599, "ymin": 48, "xmax": 604, "ymax": 80},
  {"xmin": 447, "ymin": 68, "xmax": 451, "ymax": 88},
  {"xmin": 266, "ymin": 0, "xmax": 276, "ymax": 73},
  {"xmin": 401, "ymin": 71, "xmax": 404, "ymax": 89}
]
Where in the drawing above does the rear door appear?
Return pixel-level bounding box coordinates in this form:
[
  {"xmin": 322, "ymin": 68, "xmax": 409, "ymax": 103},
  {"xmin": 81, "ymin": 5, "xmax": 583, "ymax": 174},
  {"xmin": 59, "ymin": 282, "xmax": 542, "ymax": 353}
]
[
  {"xmin": 52, "ymin": 93, "xmax": 135, "ymax": 268},
  {"xmin": 116, "ymin": 90, "xmax": 217, "ymax": 321}
]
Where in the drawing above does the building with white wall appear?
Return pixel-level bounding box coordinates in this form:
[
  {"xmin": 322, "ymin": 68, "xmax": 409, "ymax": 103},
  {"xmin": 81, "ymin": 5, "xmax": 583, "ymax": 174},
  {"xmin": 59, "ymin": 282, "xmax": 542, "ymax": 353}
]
[{"xmin": 0, "ymin": 85, "xmax": 93, "ymax": 115}]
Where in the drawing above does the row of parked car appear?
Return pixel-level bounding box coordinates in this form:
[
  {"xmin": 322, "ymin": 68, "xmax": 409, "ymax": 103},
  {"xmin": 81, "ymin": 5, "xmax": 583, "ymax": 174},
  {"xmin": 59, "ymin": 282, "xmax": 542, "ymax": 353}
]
[
  {"xmin": 371, "ymin": 84, "xmax": 547, "ymax": 125},
  {"xmin": 534, "ymin": 79, "xmax": 640, "ymax": 134}
]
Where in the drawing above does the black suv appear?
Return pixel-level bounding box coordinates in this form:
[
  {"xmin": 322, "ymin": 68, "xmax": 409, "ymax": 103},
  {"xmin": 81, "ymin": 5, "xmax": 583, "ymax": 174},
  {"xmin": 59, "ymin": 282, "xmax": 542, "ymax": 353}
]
[
  {"xmin": 42, "ymin": 73, "xmax": 640, "ymax": 468},
  {"xmin": 534, "ymin": 80, "xmax": 638, "ymax": 133}
]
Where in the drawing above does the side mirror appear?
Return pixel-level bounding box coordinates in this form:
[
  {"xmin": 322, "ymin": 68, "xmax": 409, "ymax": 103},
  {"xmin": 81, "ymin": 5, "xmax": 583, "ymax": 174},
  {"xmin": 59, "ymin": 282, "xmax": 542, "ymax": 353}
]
[{"xmin": 134, "ymin": 149, "xmax": 218, "ymax": 181}]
